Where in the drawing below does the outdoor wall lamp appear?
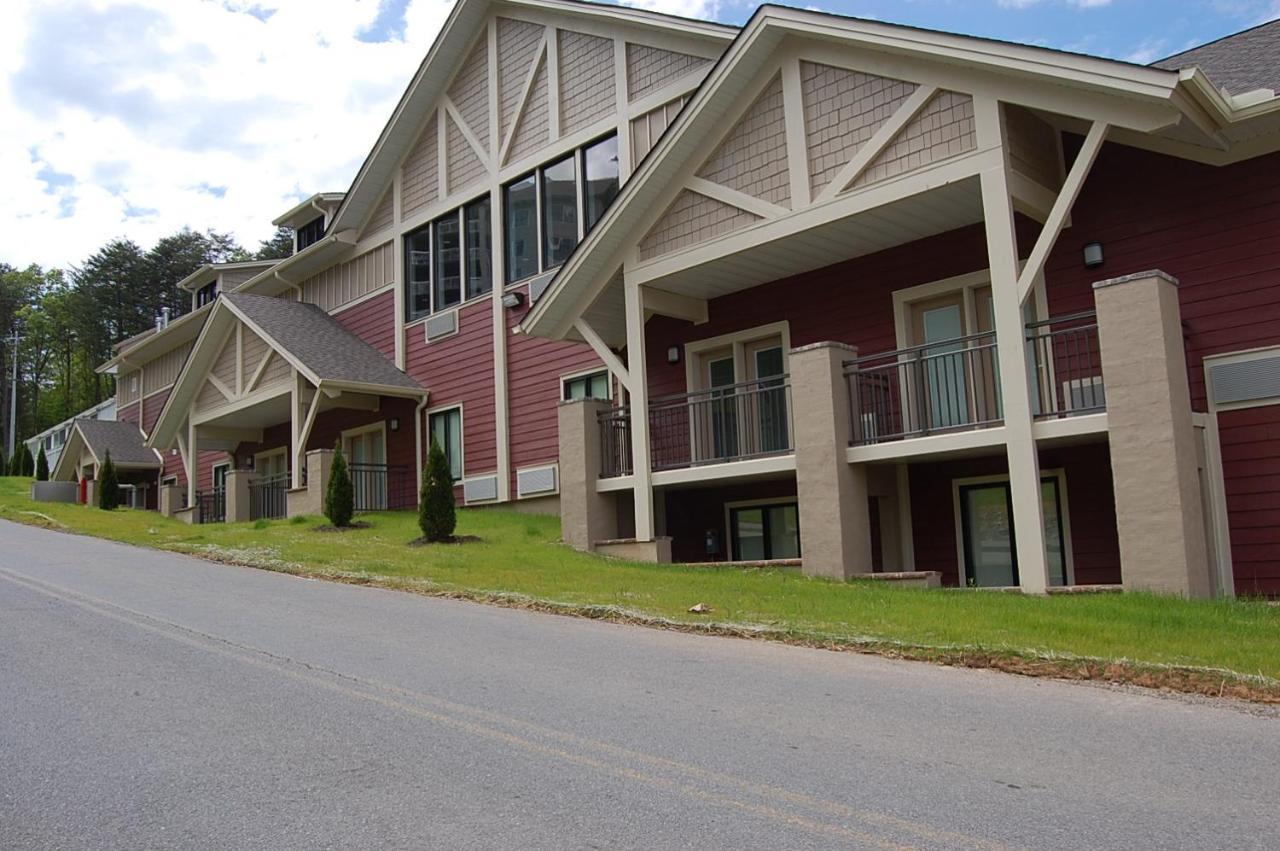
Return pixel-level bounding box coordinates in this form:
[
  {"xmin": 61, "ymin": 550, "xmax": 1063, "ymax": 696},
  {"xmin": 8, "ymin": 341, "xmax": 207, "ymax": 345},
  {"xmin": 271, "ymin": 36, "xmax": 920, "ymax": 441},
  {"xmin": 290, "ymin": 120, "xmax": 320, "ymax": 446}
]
[
  {"xmin": 667, "ymin": 346, "xmax": 680, "ymax": 364},
  {"xmin": 1083, "ymin": 242, "xmax": 1104, "ymax": 269},
  {"xmin": 501, "ymin": 291, "xmax": 525, "ymax": 309},
  {"xmin": 389, "ymin": 417, "xmax": 400, "ymax": 432}
]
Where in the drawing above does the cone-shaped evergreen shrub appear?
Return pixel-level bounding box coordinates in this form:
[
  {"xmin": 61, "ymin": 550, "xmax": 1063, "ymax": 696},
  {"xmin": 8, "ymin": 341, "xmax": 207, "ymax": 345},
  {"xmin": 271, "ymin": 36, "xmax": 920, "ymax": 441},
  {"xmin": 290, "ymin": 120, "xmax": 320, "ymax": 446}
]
[
  {"xmin": 36, "ymin": 447, "xmax": 49, "ymax": 481},
  {"xmin": 0, "ymin": 448, "xmax": 6, "ymax": 476},
  {"xmin": 21, "ymin": 445, "xmax": 34, "ymax": 476},
  {"xmin": 98, "ymin": 450, "xmax": 119, "ymax": 510},
  {"xmin": 418, "ymin": 437, "xmax": 456, "ymax": 542},
  {"xmin": 325, "ymin": 443, "xmax": 354, "ymax": 527},
  {"xmin": 8, "ymin": 448, "xmax": 21, "ymax": 476}
]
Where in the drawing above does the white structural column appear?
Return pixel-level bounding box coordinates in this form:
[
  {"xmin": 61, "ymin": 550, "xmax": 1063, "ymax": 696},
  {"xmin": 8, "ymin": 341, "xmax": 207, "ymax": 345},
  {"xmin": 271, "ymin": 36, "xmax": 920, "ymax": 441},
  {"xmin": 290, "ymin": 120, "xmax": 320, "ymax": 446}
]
[
  {"xmin": 976, "ymin": 98, "xmax": 1051, "ymax": 593},
  {"xmin": 623, "ymin": 276, "xmax": 655, "ymax": 540}
]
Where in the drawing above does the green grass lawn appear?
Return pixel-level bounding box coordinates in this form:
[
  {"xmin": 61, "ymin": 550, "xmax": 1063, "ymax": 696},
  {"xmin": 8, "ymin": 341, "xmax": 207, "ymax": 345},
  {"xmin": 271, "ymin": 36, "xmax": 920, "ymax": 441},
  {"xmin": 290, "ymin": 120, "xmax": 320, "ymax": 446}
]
[{"xmin": 3, "ymin": 477, "xmax": 1278, "ymax": 687}]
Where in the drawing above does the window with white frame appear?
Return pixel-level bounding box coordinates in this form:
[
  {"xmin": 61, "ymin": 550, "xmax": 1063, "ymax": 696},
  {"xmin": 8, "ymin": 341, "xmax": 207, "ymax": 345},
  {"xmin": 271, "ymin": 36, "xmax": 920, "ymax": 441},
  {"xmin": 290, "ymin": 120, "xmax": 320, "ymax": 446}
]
[
  {"xmin": 562, "ymin": 370, "xmax": 610, "ymax": 401},
  {"xmin": 404, "ymin": 195, "xmax": 493, "ymax": 323},
  {"xmin": 428, "ymin": 407, "xmax": 462, "ymax": 482},
  {"xmin": 503, "ymin": 133, "xmax": 619, "ymax": 285}
]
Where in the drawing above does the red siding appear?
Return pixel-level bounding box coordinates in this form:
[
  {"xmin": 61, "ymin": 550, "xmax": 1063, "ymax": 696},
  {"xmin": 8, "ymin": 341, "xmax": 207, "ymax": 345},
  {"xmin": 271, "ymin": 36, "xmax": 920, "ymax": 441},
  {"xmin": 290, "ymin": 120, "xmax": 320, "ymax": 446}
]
[
  {"xmin": 335, "ymin": 290, "xmax": 397, "ymax": 361},
  {"xmin": 505, "ymin": 281, "xmax": 602, "ymax": 494},
  {"xmin": 908, "ymin": 444, "xmax": 1121, "ymax": 587},
  {"xmin": 405, "ymin": 296, "xmax": 497, "ymax": 478},
  {"xmin": 117, "ymin": 400, "xmax": 141, "ymax": 425},
  {"xmin": 1216, "ymin": 405, "xmax": 1280, "ymax": 596}
]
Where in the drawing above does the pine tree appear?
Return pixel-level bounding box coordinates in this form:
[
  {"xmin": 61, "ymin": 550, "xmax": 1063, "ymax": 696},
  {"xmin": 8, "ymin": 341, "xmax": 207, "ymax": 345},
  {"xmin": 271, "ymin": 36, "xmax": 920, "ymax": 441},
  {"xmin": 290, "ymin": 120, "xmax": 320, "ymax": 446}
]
[
  {"xmin": 6, "ymin": 449, "xmax": 17, "ymax": 476},
  {"xmin": 35, "ymin": 447, "xmax": 49, "ymax": 481},
  {"xmin": 20, "ymin": 445, "xmax": 34, "ymax": 476},
  {"xmin": 418, "ymin": 437, "xmax": 456, "ymax": 542},
  {"xmin": 325, "ymin": 443, "xmax": 354, "ymax": 527},
  {"xmin": 98, "ymin": 450, "xmax": 119, "ymax": 510},
  {"xmin": 0, "ymin": 447, "xmax": 7, "ymax": 476}
]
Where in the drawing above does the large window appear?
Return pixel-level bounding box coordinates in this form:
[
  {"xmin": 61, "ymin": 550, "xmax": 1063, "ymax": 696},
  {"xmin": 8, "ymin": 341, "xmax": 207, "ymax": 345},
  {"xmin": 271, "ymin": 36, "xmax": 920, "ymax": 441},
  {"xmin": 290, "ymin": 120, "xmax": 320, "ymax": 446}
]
[
  {"xmin": 502, "ymin": 133, "xmax": 619, "ymax": 285},
  {"xmin": 562, "ymin": 370, "xmax": 609, "ymax": 401},
  {"xmin": 428, "ymin": 407, "xmax": 463, "ymax": 482},
  {"xmin": 403, "ymin": 195, "xmax": 492, "ymax": 323},
  {"xmin": 296, "ymin": 216, "xmax": 325, "ymax": 251},
  {"xmin": 729, "ymin": 502, "xmax": 801, "ymax": 561}
]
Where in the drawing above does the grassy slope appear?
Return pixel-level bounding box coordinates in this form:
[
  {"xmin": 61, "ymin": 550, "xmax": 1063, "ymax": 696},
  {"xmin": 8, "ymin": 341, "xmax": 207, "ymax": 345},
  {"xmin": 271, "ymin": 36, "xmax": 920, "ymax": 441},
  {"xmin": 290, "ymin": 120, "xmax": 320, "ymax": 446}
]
[{"xmin": 2, "ymin": 478, "xmax": 1277, "ymax": 685}]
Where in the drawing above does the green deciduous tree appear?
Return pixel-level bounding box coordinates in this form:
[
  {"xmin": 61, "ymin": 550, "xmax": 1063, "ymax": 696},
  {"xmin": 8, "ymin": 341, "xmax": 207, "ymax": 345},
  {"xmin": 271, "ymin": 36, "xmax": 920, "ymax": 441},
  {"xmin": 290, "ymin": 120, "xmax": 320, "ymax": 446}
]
[
  {"xmin": 325, "ymin": 443, "xmax": 354, "ymax": 527},
  {"xmin": 418, "ymin": 437, "xmax": 456, "ymax": 542}
]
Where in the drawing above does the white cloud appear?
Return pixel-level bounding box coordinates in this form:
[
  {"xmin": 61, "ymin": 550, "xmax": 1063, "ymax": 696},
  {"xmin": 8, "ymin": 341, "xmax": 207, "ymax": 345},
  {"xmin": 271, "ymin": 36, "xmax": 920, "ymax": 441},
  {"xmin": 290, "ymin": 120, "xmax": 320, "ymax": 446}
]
[
  {"xmin": 0, "ymin": 0, "xmax": 454, "ymax": 271},
  {"xmin": 619, "ymin": 0, "xmax": 723, "ymax": 21},
  {"xmin": 1123, "ymin": 37, "xmax": 1168, "ymax": 64},
  {"xmin": 997, "ymin": 0, "xmax": 1112, "ymax": 8}
]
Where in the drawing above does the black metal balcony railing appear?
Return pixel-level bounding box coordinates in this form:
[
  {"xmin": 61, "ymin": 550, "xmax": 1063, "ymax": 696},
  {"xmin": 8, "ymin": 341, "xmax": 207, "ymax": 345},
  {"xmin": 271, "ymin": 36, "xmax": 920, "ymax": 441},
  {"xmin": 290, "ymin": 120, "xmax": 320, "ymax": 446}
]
[
  {"xmin": 845, "ymin": 311, "xmax": 1104, "ymax": 446},
  {"xmin": 847, "ymin": 331, "xmax": 1002, "ymax": 445},
  {"xmin": 249, "ymin": 473, "xmax": 289, "ymax": 521},
  {"xmin": 195, "ymin": 487, "xmax": 226, "ymax": 524},
  {"xmin": 348, "ymin": 463, "xmax": 414, "ymax": 511},
  {"xmin": 1026, "ymin": 311, "xmax": 1104, "ymax": 420},
  {"xmin": 598, "ymin": 376, "xmax": 793, "ymax": 478}
]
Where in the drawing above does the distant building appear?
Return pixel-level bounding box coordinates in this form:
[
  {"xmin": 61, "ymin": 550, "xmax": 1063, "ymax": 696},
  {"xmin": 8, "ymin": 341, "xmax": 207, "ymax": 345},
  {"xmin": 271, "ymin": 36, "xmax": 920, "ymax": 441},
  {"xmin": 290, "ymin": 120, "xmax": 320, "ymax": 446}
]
[{"xmin": 25, "ymin": 398, "xmax": 116, "ymax": 472}]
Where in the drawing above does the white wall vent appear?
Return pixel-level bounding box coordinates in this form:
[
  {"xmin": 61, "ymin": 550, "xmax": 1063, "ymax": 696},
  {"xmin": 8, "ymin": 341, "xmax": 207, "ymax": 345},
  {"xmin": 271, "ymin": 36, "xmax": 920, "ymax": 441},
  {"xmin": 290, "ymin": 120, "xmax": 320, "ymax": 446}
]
[
  {"xmin": 1209, "ymin": 354, "xmax": 1280, "ymax": 406},
  {"xmin": 462, "ymin": 475, "xmax": 498, "ymax": 504},
  {"xmin": 517, "ymin": 464, "xmax": 558, "ymax": 498},
  {"xmin": 425, "ymin": 310, "xmax": 458, "ymax": 342}
]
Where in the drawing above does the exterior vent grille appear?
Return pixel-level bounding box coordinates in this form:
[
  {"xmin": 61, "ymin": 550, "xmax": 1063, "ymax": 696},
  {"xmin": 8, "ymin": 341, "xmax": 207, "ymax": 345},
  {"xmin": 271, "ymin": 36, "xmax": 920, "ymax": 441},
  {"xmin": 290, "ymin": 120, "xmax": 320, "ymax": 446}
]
[
  {"xmin": 462, "ymin": 475, "xmax": 498, "ymax": 504},
  {"xmin": 1209, "ymin": 355, "xmax": 1280, "ymax": 406},
  {"xmin": 528, "ymin": 271, "xmax": 556, "ymax": 304},
  {"xmin": 517, "ymin": 465, "xmax": 558, "ymax": 497},
  {"xmin": 425, "ymin": 311, "xmax": 458, "ymax": 341}
]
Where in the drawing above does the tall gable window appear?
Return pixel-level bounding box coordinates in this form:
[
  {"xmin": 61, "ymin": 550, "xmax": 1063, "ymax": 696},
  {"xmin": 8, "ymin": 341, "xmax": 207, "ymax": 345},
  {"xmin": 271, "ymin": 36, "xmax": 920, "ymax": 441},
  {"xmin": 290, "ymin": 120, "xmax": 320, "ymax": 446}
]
[
  {"xmin": 403, "ymin": 194, "xmax": 493, "ymax": 323},
  {"xmin": 502, "ymin": 133, "xmax": 619, "ymax": 285},
  {"xmin": 296, "ymin": 216, "xmax": 325, "ymax": 251}
]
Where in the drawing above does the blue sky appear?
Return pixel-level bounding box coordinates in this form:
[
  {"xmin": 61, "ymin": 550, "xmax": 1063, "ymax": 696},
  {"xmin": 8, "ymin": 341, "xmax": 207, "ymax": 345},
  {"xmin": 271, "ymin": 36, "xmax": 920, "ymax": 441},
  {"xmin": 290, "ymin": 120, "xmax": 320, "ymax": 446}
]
[{"xmin": 1, "ymin": 0, "xmax": 1276, "ymax": 271}]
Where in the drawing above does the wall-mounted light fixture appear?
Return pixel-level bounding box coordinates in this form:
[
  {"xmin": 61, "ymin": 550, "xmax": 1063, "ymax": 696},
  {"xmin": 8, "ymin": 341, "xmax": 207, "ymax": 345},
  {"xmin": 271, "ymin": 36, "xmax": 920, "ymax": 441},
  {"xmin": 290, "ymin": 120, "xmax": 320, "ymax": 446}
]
[
  {"xmin": 389, "ymin": 417, "xmax": 400, "ymax": 432},
  {"xmin": 1083, "ymin": 242, "xmax": 1104, "ymax": 269},
  {"xmin": 501, "ymin": 291, "xmax": 525, "ymax": 309},
  {"xmin": 667, "ymin": 346, "xmax": 681, "ymax": 364}
]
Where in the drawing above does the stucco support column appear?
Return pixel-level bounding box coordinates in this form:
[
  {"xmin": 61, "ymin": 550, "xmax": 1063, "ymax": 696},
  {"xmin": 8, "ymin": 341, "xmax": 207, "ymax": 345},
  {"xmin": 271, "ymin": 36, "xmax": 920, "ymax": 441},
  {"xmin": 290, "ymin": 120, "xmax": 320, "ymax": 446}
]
[
  {"xmin": 1094, "ymin": 271, "xmax": 1211, "ymax": 597},
  {"xmin": 158, "ymin": 483, "xmax": 180, "ymax": 518},
  {"xmin": 791, "ymin": 342, "xmax": 873, "ymax": 579},
  {"xmin": 977, "ymin": 98, "xmax": 1051, "ymax": 593},
  {"xmin": 84, "ymin": 479, "xmax": 98, "ymax": 509},
  {"xmin": 287, "ymin": 448, "xmax": 334, "ymax": 518},
  {"xmin": 557, "ymin": 398, "xmax": 617, "ymax": 551},
  {"xmin": 225, "ymin": 469, "xmax": 253, "ymax": 523},
  {"xmin": 623, "ymin": 276, "xmax": 655, "ymax": 541}
]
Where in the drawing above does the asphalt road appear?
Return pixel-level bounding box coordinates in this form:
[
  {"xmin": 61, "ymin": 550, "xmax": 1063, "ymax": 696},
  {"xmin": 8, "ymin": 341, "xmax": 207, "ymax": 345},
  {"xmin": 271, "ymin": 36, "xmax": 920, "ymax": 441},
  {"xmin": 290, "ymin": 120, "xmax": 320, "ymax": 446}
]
[{"xmin": 1, "ymin": 520, "xmax": 1277, "ymax": 850}]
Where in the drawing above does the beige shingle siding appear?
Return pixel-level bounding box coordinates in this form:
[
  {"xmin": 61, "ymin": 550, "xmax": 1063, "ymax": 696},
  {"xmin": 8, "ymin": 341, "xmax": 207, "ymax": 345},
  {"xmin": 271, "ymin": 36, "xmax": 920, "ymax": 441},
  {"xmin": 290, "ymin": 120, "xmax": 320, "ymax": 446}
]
[
  {"xmin": 241, "ymin": 328, "xmax": 269, "ymax": 384},
  {"xmin": 638, "ymin": 190, "xmax": 760, "ymax": 261},
  {"xmin": 195, "ymin": 378, "xmax": 225, "ymax": 413},
  {"xmin": 849, "ymin": 91, "xmax": 975, "ymax": 192},
  {"xmin": 449, "ymin": 38, "xmax": 490, "ymax": 151},
  {"xmin": 626, "ymin": 43, "xmax": 709, "ymax": 100},
  {"xmin": 210, "ymin": 333, "xmax": 238, "ymax": 389},
  {"xmin": 220, "ymin": 268, "xmax": 257, "ymax": 289},
  {"xmin": 630, "ymin": 96, "xmax": 686, "ymax": 163},
  {"xmin": 401, "ymin": 111, "xmax": 439, "ymax": 219},
  {"xmin": 301, "ymin": 241, "xmax": 395, "ymax": 313},
  {"xmin": 558, "ymin": 30, "xmax": 616, "ymax": 135},
  {"xmin": 257, "ymin": 351, "xmax": 292, "ymax": 391},
  {"xmin": 142, "ymin": 343, "xmax": 191, "ymax": 396},
  {"xmin": 801, "ymin": 61, "xmax": 917, "ymax": 197},
  {"xmin": 509, "ymin": 54, "xmax": 550, "ymax": 163},
  {"xmin": 366, "ymin": 186, "xmax": 395, "ymax": 236},
  {"xmin": 1005, "ymin": 104, "xmax": 1061, "ymax": 191},
  {"xmin": 447, "ymin": 112, "xmax": 488, "ymax": 194},
  {"xmin": 697, "ymin": 73, "xmax": 790, "ymax": 208},
  {"xmin": 497, "ymin": 17, "xmax": 545, "ymax": 140}
]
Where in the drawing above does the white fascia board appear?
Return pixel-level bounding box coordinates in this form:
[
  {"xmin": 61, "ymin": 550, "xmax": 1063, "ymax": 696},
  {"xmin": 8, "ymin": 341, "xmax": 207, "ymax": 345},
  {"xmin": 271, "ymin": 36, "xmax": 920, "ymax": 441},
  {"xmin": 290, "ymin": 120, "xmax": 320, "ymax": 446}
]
[
  {"xmin": 233, "ymin": 231, "xmax": 357, "ymax": 295},
  {"xmin": 96, "ymin": 302, "xmax": 214, "ymax": 374},
  {"xmin": 145, "ymin": 304, "xmax": 237, "ymax": 449},
  {"xmin": 271, "ymin": 192, "xmax": 346, "ymax": 228}
]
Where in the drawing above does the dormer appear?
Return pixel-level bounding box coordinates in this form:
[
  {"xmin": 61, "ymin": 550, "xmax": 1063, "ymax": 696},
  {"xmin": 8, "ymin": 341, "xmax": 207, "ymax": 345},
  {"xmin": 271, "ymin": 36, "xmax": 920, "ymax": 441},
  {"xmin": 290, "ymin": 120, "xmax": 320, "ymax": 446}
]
[
  {"xmin": 175, "ymin": 259, "xmax": 281, "ymax": 312},
  {"xmin": 273, "ymin": 192, "xmax": 345, "ymax": 255}
]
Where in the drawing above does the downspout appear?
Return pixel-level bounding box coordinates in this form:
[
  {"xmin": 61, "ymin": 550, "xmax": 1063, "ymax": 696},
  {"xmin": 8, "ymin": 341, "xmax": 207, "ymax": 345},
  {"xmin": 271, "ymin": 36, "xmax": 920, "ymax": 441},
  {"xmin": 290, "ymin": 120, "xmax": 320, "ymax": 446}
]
[
  {"xmin": 413, "ymin": 394, "xmax": 430, "ymax": 490},
  {"xmin": 310, "ymin": 197, "xmax": 330, "ymax": 228}
]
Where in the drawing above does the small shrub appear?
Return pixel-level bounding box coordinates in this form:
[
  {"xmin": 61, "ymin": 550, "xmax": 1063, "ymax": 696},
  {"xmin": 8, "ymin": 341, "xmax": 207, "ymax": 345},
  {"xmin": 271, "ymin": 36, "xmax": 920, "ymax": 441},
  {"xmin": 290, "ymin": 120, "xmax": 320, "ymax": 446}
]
[
  {"xmin": 21, "ymin": 445, "xmax": 34, "ymax": 477},
  {"xmin": 0, "ymin": 448, "xmax": 6, "ymax": 476},
  {"xmin": 98, "ymin": 450, "xmax": 119, "ymax": 511},
  {"xmin": 253, "ymin": 518, "xmax": 270, "ymax": 530},
  {"xmin": 8, "ymin": 449, "xmax": 20, "ymax": 476},
  {"xmin": 418, "ymin": 437, "xmax": 456, "ymax": 542},
  {"xmin": 325, "ymin": 443, "xmax": 354, "ymax": 528},
  {"xmin": 289, "ymin": 515, "xmax": 308, "ymax": 525},
  {"xmin": 35, "ymin": 447, "xmax": 49, "ymax": 481}
]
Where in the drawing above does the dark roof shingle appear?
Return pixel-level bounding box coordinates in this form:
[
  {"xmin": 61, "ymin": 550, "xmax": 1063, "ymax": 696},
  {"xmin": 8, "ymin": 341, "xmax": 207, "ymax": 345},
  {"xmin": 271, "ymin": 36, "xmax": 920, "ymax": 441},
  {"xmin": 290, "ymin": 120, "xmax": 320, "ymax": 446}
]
[
  {"xmin": 75, "ymin": 419, "xmax": 160, "ymax": 466},
  {"xmin": 1153, "ymin": 19, "xmax": 1280, "ymax": 95},
  {"xmin": 222, "ymin": 293, "xmax": 423, "ymax": 393}
]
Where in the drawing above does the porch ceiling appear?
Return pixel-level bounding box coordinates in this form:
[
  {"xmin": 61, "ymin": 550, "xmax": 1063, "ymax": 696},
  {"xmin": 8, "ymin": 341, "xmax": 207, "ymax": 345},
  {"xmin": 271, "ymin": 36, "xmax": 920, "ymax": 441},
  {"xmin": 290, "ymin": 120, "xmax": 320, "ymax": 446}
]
[
  {"xmin": 578, "ymin": 177, "xmax": 983, "ymax": 348},
  {"xmin": 197, "ymin": 392, "xmax": 292, "ymax": 433}
]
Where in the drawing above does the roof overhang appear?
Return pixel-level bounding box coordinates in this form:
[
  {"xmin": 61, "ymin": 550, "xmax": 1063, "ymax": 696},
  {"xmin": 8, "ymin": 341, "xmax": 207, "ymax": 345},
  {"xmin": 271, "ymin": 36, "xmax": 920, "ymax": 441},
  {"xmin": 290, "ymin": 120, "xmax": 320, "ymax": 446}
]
[
  {"xmin": 97, "ymin": 302, "xmax": 214, "ymax": 375},
  {"xmin": 234, "ymin": 231, "xmax": 359, "ymax": 297},
  {"xmin": 174, "ymin": 259, "xmax": 281, "ymax": 293},
  {"xmin": 272, "ymin": 192, "xmax": 346, "ymax": 229},
  {"xmin": 50, "ymin": 422, "xmax": 161, "ymax": 481},
  {"xmin": 520, "ymin": 5, "xmax": 1280, "ymax": 344}
]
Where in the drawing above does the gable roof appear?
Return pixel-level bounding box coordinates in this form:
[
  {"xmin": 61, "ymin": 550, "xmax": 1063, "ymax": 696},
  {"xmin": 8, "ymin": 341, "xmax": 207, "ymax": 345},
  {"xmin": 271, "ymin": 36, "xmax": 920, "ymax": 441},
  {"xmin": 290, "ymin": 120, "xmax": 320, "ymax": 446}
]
[
  {"xmin": 51, "ymin": 419, "xmax": 162, "ymax": 480},
  {"xmin": 520, "ymin": 4, "xmax": 1280, "ymax": 345},
  {"xmin": 326, "ymin": 0, "xmax": 737, "ymax": 238},
  {"xmin": 221, "ymin": 293, "xmax": 423, "ymax": 393},
  {"xmin": 1155, "ymin": 20, "xmax": 1280, "ymax": 96}
]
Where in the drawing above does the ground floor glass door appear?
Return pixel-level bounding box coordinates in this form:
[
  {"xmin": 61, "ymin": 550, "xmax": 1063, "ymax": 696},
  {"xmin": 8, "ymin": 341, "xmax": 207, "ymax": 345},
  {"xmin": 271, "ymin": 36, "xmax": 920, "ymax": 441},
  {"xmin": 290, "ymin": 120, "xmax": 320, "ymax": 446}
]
[
  {"xmin": 958, "ymin": 477, "xmax": 1066, "ymax": 587},
  {"xmin": 729, "ymin": 502, "xmax": 801, "ymax": 561},
  {"xmin": 344, "ymin": 428, "xmax": 387, "ymax": 510}
]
